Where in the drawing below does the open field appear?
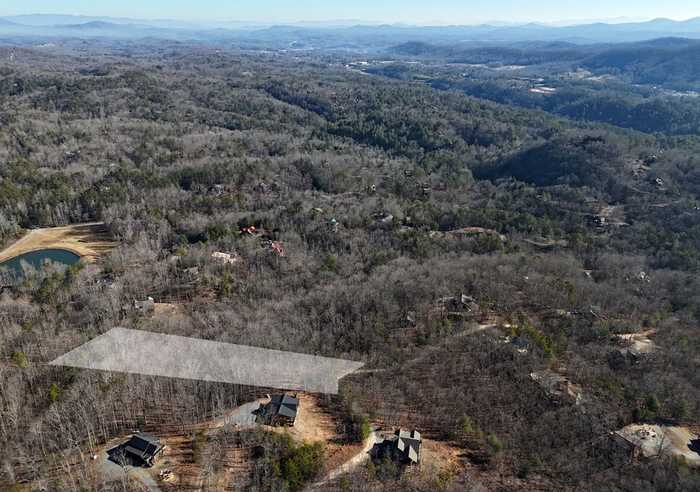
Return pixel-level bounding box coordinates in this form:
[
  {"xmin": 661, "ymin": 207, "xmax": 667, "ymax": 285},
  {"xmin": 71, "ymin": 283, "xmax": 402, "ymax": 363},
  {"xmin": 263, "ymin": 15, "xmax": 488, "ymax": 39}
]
[{"xmin": 0, "ymin": 222, "xmax": 115, "ymax": 263}]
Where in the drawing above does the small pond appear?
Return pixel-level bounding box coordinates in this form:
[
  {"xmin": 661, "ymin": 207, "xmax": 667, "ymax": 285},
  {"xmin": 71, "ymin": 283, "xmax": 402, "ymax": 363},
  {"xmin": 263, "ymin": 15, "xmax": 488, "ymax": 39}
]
[{"xmin": 0, "ymin": 249, "xmax": 81, "ymax": 280}]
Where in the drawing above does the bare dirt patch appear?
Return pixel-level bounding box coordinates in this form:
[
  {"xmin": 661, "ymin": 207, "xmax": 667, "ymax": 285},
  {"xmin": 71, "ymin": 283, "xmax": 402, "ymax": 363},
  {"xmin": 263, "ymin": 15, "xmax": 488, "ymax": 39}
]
[
  {"xmin": 152, "ymin": 303, "xmax": 186, "ymax": 319},
  {"xmin": 280, "ymin": 394, "xmax": 337, "ymax": 443},
  {"xmin": 0, "ymin": 222, "xmax": 115, "ymax": 263},
  {"xmin": 261, "ymin": 393, "xmax": 381, "ymax": 483},
  {"xmin": 153, "ymin": 434, "xmax": 200, "ymax": 490},
  {"xmin": 614, "ymin": 424, "xmax": 700, "ymax": 465},
  {"xmin": 615, "ymin": 330, "xmax": 656, "ymax": 355},
  {"xmin": 266, "ymin": 394, "xmax": 365, "ymax": 476},
  {"xmin": 420, "ymin": 438, "xmax": 463, "ymax": 473}
]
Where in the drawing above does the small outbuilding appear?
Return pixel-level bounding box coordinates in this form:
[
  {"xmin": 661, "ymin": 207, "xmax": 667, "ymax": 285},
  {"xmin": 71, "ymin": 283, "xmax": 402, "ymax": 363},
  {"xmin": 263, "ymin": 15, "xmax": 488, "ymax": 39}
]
[{"xmin": 257, "ymin": 394, "xmax": 299, "ymax": 427}]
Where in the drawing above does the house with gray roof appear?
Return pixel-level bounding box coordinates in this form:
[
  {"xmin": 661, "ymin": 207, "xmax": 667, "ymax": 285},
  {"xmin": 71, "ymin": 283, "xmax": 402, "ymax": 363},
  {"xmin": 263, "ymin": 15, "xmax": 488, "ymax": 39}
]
[{"xmin": 257, "ymin": 394, "xmax": 299, "ymax": 427}]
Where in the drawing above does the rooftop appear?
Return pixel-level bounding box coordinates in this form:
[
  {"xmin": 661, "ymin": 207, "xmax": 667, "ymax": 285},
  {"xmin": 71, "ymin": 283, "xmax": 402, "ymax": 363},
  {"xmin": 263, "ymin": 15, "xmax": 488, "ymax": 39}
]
[
  {"xmin": 267, "ymin": 393, "xmax": 299, "ymax": 419},
  {"xmin": 123, "ymin": 433, "xmax": 163, "ymax": 461},
  {"xmin": 385, "ymin": 428, "xmax": 422, "ymax": 464}
]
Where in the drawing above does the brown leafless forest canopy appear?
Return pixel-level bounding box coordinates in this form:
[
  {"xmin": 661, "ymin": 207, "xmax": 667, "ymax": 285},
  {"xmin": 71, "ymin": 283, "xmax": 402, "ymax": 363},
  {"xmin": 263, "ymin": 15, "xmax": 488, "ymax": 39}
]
[{"xmin": 0, "ymin": 41, "xmax": 699, "ymax": 491}]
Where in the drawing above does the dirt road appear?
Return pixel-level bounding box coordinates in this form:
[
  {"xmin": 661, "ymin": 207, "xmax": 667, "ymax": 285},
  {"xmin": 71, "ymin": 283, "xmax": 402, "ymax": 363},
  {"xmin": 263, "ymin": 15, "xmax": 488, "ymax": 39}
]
[
  {"xmin": 210, "ymin": 399, "xmax": 264, "ymax": 432},
  {"xmin": 306, "ymin": 430, "xmax": 380, "ymax": 490}
]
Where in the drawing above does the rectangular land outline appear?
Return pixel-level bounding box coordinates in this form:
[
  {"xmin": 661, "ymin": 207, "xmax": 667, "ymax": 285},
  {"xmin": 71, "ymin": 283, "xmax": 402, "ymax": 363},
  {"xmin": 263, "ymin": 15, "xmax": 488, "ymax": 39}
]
[{"xmin": 50, "ymin": 327, "xmax": 364, "ymax": 394}]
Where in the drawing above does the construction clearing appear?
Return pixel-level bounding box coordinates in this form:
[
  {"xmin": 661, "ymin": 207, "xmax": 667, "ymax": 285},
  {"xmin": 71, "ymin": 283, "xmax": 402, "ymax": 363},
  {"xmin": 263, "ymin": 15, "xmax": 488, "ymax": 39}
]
[
  {"xmin": 614, "ymin": 330, "xmax": 657, "ymax": 356},
  {"xmin": 0, "ymin": 222, "xmax": 115, "ymax": 263},
  {"xmin": 612, "ymin": 424, "xmax": 700, "ymax": 466}
]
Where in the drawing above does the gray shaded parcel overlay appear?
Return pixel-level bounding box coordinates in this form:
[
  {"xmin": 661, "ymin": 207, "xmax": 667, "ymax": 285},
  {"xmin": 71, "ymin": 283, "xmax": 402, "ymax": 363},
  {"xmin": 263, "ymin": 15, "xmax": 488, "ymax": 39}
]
[{"xmin": 50, "ymin": 327, "xmax": 364, "ymax": 394}]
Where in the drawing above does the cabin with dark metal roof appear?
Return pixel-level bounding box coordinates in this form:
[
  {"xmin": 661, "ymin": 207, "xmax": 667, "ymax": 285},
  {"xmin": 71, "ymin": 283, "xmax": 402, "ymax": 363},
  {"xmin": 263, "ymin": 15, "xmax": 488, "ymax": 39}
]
[
  {"xmin": 257, "ymin": 394, "xmax": 299, "ymax": 427},
  {"xmin": 375, "ymin": 429, "xmax": 422, "ymax": 465},
  {"xmin": 122, "ymin": 433, "xmax": 164, "ymax": 467}
]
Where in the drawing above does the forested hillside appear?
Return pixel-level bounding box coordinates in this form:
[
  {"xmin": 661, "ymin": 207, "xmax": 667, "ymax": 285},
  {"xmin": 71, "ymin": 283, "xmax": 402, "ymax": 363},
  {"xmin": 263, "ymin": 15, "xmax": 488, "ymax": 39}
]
[
  {"xmin": 0, "ymin": 43, "xmax": 699, "ymax": 491},
  {"xmin": 388, "ymin": 38, "xmax": 700, "ymax": 88},
  {"xmin": 368, "ymin": 38, "xmax": 700, "ymax": 136}
]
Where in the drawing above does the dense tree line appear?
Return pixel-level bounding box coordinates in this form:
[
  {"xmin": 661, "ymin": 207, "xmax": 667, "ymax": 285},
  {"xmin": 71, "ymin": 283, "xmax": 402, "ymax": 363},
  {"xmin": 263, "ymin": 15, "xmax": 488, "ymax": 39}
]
[{"xmin": 0, "ymin": 43, "xmax": 698, "ymax": 490}]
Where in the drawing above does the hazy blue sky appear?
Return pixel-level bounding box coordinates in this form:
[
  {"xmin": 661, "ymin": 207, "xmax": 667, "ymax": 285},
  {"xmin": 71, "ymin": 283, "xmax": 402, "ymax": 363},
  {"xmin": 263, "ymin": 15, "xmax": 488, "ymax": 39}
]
[{"xmin": 1, "ymin": 0, "xmax": 698, "ymax": 24}]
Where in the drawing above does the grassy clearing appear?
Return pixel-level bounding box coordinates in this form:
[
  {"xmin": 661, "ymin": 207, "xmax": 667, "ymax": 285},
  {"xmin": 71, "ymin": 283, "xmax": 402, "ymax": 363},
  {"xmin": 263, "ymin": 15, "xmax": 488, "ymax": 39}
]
[{"xmin": 0, "ymin": 222, "xmax": 115, "ymax": 263}]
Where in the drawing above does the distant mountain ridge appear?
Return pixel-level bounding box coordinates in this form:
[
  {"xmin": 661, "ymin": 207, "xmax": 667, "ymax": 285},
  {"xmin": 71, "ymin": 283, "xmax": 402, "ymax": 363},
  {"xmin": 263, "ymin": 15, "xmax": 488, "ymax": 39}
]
[
  {"xmin": 0, "ymin": 14, "xmax": 699, "ymax": 46},
  {"xmin": 59, "ymin": 21, "xmax": 123, "ymax": 29},
  {"xmin": 388, "ymin": 37, "xmax": 700, "ymax": 84}
]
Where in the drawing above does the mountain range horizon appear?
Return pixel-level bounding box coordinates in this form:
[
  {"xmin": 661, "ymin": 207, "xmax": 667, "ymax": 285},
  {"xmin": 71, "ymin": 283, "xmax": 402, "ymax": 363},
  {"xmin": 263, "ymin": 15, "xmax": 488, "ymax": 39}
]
[
  {"xmin": 1, "ymin": 13, "xmax": 698, "ymax": 29},
  {"xmin": 0, "ymin": 13, "xmax": 699, "ymax": 47}
]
